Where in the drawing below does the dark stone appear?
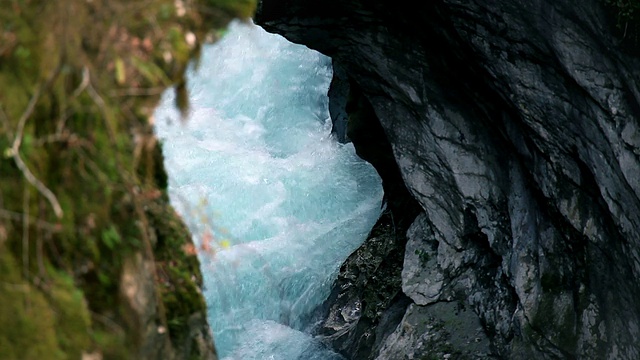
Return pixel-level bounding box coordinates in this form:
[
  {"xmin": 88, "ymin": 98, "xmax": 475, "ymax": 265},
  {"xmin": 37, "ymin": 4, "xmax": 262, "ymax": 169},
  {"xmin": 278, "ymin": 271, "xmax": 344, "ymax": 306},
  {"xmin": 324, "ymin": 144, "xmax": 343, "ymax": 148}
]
[
  {"xmin": 306, "ymin": 81, "xmax": 422, "ymax": 355},
  {"xmin": 310, "ymin": 210, "xmax": 416, "ymax": 360},
  {"xmin": 328, "ymin": 61, "xmax": 351, "ymax": 143},
  {"xmin": 257, "ymin": 0, "xmax": 640, "ymax": 359}
]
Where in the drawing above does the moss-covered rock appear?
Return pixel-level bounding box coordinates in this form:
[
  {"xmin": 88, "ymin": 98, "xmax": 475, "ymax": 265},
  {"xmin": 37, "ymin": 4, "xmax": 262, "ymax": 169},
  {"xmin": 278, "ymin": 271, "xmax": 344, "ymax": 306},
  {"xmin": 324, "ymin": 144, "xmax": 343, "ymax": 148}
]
[{"xmin": 0, "ymin": 0, "xmax": 256, "ymax": 358}]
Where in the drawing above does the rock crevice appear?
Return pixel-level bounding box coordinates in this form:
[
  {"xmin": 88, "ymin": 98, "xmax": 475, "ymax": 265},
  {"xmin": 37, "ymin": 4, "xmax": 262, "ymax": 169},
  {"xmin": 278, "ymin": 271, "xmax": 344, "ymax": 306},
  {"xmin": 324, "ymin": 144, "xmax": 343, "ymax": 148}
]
[{"xmin": 256, "ymin": 0, "xmax": 640, "ymax": 358}]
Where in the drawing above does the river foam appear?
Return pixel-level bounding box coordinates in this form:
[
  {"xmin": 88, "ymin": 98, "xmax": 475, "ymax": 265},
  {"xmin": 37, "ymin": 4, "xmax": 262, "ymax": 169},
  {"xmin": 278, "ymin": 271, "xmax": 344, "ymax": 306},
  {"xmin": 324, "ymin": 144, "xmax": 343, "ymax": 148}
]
[{"xmin": 154, "ymin": 20, "xmax": 382, "ymax": 359}]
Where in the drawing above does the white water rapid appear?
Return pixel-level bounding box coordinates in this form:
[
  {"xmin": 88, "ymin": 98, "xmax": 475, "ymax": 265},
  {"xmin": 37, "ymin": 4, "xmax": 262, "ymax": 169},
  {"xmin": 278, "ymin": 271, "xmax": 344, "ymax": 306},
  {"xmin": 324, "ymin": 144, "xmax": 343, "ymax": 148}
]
[{"xmin": 154, "ymin": 20, "xmax": 382, "ymax": 359}]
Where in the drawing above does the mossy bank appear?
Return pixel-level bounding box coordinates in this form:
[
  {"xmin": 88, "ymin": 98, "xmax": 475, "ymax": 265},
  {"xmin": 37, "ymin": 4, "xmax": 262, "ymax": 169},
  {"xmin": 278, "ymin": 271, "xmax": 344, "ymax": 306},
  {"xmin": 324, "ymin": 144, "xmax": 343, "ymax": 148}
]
[{"xmin": 0, "ymin": 0, "xmax": 255, "ymax": 359}]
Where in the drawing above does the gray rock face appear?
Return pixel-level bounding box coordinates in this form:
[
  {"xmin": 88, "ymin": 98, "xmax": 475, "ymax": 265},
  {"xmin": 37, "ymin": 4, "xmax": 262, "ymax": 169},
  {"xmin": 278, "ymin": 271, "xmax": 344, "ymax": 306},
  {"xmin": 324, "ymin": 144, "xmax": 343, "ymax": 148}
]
[
  {"xmin": 256, "ymin": 0, "xmax": 640, "ymax": 359},
  {"xmin": 402, "ymin": 213, "xmax": 444, "ymax": 307},
  {"xmin": 328, "ymin": 62, "xmax": 351, "ymax": 143},
  {"xmin": 376, "ymin": 302, "xmax": 491, "ymax": 360},
  {"xmin": 314, "ymin": 211, "xmax": 410, "ymax": 359}
]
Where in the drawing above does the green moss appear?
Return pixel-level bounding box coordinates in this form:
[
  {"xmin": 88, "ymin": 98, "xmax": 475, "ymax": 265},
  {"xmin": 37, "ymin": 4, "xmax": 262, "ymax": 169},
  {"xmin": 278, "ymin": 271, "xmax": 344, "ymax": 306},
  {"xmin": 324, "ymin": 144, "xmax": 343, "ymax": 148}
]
[
  {"xmin": 91, "ymin": 330, "xmax": 131, "ymax": 360},
  {"xmin": 415, "ymin": 249, "xmax": 431, "ymax": 266},
  {"xmin": 211, "ymin": 0, "xmax": 257, "ymax": 18},
  {"xmin": 148, "ymin": 198, "xmax": 207, "ymax": 349},
  {"xmin": 0, "ymin": 252, "xmax": 66, "ymax": 360},
  {"xmin": 46, "ymin": 266, "xmax": 93, "ymax": 357},
  {"xmin": 530, "ymin": 294, "xmax": 578, "ymax": 353},
  {"xmin": 0, "ymin": 0, "xmax": 257, "ymax": 358}
]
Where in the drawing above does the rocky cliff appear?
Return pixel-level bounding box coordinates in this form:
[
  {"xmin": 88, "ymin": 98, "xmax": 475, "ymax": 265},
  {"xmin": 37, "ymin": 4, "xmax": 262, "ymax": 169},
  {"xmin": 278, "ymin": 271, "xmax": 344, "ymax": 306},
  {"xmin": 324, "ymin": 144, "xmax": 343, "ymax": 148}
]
[{"xmin": 255, "ymin": 1, "xmax": 640, "ymax": 359}]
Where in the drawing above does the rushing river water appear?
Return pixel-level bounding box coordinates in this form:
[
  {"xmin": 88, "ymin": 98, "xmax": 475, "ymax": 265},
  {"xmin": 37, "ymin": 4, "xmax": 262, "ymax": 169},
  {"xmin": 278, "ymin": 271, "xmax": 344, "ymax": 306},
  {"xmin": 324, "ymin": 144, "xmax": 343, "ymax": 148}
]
[{"xmin": 154, "ymin": 20, "xmax": 382, "ymax": 359}]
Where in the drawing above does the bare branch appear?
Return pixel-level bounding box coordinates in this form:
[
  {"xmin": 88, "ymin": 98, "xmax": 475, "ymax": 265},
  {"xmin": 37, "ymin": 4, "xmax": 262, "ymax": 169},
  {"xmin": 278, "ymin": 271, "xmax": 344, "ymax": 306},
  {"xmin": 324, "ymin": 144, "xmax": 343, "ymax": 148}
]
[
  {"xmin": 109, "ymin": 87, "xmax": 166, "ymax": 97},
  {"xmin": 55, "ymin": 66, "xmax": 89, "ymax": 135},
  {"xmin": 33, "ymin": 132, "xmax": 91, "ymax": 149},
  {"xmin": 72, "ymin": 66, "xmax": 90, "ymax": 98},
  {"xmin": 90, "ymin": 311, "xmax": 125, "ymax": 336},
  {"xmin": 12, "ymin": 153, "xmax": 64, "ymax": 218},
  {"xmin": 8, "ymin": 65, "xmax": 65, "ymax": 219},
  {"xmin": 87, "ymin": 82, "xmax": 110, "ymax": 117},
  {"xmin": 0, "ymin": 208, "xmax": 59, "ymax": 232},
  {"xmin": 11, "ymin": 86, "xmax": 43, "ymax": 153},
  {"xmin": 33, "ymin": 133, "xmax": 72, "ymax": 147}
]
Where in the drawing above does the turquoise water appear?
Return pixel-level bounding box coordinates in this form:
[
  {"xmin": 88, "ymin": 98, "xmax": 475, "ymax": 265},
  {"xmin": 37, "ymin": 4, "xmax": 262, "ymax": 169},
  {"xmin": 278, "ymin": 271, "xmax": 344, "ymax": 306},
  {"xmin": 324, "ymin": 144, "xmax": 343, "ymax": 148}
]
[{"xmin": 154, "ymin": 21, "xmax": 382, "ymax": 359}]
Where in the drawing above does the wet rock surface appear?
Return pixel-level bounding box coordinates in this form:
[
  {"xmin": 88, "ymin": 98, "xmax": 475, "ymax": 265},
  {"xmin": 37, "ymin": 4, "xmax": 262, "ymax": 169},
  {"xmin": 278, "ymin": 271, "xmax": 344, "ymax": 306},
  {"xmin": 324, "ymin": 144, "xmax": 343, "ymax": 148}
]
[
  {"xmin": 312, "ymin": 211, "xmax": 409, "ymax": 359},
  {"xmin": 309, "ymin": 81, "xmax": 423, "ymax": 358},
  {"xmin": 257, "ymin": 0, "xmax": 640, "ymax": 359},
  {"xmin": 376, "ymin": 302, "xmax": 491, "ymax": 360}
]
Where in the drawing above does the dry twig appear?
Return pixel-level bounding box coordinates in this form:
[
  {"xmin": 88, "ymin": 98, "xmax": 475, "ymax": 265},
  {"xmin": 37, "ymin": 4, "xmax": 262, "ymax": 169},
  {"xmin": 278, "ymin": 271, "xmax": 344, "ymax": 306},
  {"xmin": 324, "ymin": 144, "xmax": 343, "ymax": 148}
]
[
  {"xmin": 0, "ymin": 208, "xmax": 60, "ymax": 232},
  {"xmin": 8, "ymin": 67, "xmax": 64, "ymax": 219}
]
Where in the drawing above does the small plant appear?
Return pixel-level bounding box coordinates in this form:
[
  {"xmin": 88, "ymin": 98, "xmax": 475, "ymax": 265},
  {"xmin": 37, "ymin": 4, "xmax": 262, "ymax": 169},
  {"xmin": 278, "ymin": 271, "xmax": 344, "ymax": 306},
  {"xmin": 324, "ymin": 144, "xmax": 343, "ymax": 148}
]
[
  {"xmin": 415, "ymin": 249, "xmax": 431, "ymax": 266},
  {"xmin": 605, "ymin": 0, "xmax": 640, "ymax": 38}
]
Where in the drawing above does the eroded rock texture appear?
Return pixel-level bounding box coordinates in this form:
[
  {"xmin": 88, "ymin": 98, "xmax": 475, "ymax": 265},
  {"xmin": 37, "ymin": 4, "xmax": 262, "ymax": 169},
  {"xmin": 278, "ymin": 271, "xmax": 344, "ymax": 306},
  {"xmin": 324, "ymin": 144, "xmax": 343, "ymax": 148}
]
[{"xmin": 256, "ymin": 0, "xmax": 640, "ymax": 359}]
